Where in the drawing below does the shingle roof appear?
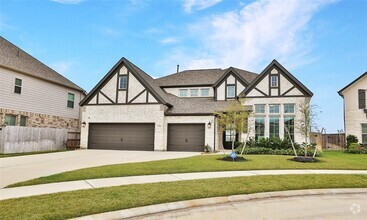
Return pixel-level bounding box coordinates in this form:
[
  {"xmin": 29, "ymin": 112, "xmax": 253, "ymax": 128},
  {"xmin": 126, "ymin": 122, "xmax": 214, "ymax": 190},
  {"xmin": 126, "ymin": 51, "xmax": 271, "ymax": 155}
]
[
  {"xmin": 338, "ymin": 71, "xmax": 367, "ymax": 97},
  {"xmin": 0, "ymin": 36, "xmax": 84, "ymax": 92},
  {"xmin": 155, "ymin": 68, "xmax": 258, "ymax": 87}
]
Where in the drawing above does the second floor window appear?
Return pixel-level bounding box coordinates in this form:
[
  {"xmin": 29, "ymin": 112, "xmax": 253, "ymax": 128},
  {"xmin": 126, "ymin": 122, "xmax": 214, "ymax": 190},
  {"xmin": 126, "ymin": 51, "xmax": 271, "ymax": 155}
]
[
  {"xmin": 179, "ymin": 89, "xmax": 188, "ymax": 97},
  {"xmin": 190, "ymin": 89, "xmax": 198, "ymax": 97},
  {"xmin": 119, "ymin": 76, "xmax": 127, "ymax": 89},
  {"xmin": 14, "ymin": 78, "xmax": 22, "ymax": 94},
  {"xmin": 358, "ymin": 89, "xmax": 366, "ymax": 109},
  {"xmin": 271, "ymin": 75, "xmax": 278, "ymax": 87},
  {"xmin": 67, "ymin": 93, "xmax": 75, "ymax": 108},
  {"xmin": 201, "ymin": 88, "xmax": 209, "ymax": 96},
  {"xmin": 226, "ymin": 85, "xmax": 235, "ymax": 98},
  {"xmin": 284, "ymin": 104, "xmax": 295, "ymax": 113},
  {"xmin": 269, "ymin": 104, "xmax": 280, "ymax": 113}
]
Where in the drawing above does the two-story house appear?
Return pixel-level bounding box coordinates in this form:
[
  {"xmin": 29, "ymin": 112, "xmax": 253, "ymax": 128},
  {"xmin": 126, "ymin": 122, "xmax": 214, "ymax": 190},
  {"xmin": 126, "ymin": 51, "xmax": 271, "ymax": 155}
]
[
  {"xmin": 338, "ymin": 72, "xmax": 367, "ymax": 143},
  {"xmin": 0, "ymin": 37, "xmax": 85, "ymax": 131},
  {"xmin": 80, "ymin": 57, "xmax": 312, "ymax": 151}
]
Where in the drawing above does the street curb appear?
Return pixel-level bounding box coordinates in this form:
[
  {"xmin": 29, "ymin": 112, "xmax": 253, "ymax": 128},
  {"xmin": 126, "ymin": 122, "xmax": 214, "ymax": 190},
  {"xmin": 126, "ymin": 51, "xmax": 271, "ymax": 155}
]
[{"xmin": 71, "ymin": 188, "xmax": 367, "ymax": 220}]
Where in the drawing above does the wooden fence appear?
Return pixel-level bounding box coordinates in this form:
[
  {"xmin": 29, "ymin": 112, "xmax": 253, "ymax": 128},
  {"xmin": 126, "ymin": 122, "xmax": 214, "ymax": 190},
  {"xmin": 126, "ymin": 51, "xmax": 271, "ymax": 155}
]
[
  {"xmin": 311, "ymin": 132, "xmax": 346, "ymax": 151},
  {"xmin": 0, "ymin": 126, "xmax": 68, "ymax": 154}
]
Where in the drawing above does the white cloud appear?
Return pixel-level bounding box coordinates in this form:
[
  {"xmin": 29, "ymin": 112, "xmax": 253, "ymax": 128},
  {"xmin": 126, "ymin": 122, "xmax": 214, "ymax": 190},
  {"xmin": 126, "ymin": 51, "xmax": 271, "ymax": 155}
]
[
  {"xmin": 160, "ymin": 37, "xmax": 180, "ymax": 44},
  {"xmin": 164, "ymin": 0, "xmax": 336, "ymax": 73},
  {"xmin": 184, "ymin": 0, "xmax": 222, "ymax": 13},
  {"xmin": 50, "ymin": 60, "xmax": 74, "ymax": 76},
  {"xmin": 51, "ymin": 0, "xmax": 84, "ymax": 4}
]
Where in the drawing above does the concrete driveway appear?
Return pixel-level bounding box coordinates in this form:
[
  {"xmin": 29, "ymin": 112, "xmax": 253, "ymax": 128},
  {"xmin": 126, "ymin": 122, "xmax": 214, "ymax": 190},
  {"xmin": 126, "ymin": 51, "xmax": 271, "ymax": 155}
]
[{"xmin": 0, "ymin": 150, "xmax": 199, "ymax": 188}]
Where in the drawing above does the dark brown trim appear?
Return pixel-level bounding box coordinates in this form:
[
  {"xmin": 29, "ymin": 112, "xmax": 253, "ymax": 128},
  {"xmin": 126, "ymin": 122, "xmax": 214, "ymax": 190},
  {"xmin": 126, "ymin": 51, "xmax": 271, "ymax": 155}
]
[
  {"xmin": 125, "ymin": 71, "xmax": 129, "ymax": 103},
  {"xmin": 146, "ymin": 91, "xmax": 149, "ymax": 103},
  {"xmin": 165, "ymin": 113, "xmax": 214, "ymax": 116},
  {"xmin": 84, "ymin": 103, "xmax": 163, "ymax": 106},
  {"xmin": 96, "ymin": 92, "xmax": 99, "ymax": 104},
  {"xmin": 281, "ymin": 86, "xmax": 296, "ymax": 96},
  {"xmin": 245, "ymin": 95, "xmax": 306, "ymax": 98},
  {"xmin": 160, "ymin": 84, "xmax": 213, "ymax": 88},
  {"xmin": 99, "ymin": 91, "xmax": 115, "ymax": 103},
  {"xmin": 338, "ymin": 71, "xmax": 367, "ymax": 96},
  {"xmin": 213, "ymin": 67, "xmax": 250, "ymax": 88},
  {"xmin": 239, "ymin": 60, "xmax": 313, "ymax": 98},
  {"xmin": 128, "ymin": 89, "xmax": 147, "ymax": 103},
  {"xmin": 115, "ymin": 73, "xmax": 119, "ymax": 103},
  {"xmin": 254, "ymin": 87, "xmax": 268, "ymax": 96},
  {"xmin": 224, "ymin": 78, "xmax": 227, "ymax": 101}
]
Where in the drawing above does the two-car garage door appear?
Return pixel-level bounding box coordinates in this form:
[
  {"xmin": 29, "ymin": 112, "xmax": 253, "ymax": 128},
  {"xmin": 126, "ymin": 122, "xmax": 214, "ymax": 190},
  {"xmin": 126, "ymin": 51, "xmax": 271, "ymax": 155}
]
[
  {"xmin": 88, "ymin": 123, "xmax": 154, "ymax": 151},
  {"xmin": 88, "ymin": 123, "xmax": 205, "ymax": 152}
]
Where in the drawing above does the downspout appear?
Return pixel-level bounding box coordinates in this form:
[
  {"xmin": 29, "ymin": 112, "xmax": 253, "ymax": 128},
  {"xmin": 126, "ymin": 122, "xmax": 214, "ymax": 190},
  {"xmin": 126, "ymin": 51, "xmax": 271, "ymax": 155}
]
[{"xmin": 213, "ymin": 115, "xmax": 216, "ymax": 151}]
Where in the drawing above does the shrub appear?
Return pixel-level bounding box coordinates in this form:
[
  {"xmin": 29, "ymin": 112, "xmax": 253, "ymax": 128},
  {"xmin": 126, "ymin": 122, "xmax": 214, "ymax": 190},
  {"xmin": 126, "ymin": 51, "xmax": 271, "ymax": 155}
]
[
  {"xmin": 244, "ymin": 137, "xmax": 300, "ymax": 150},
  {"xmin": 204, "ymin": 144, "xmax": 213, "ymax": 153},
  {"xmin": 219, "ymin": 156, "xmax": 246, "ymax": 162},
  {"xmin": 235, "ymin": 147, "xmax": 319, "ymax": 157},
  {"xmin": 346, "ymin": 135, "xmax": 358, "ymax": 147},
  {"xmin": 344, "ymin": 143, "xmax": 367, "ymax": 154}
]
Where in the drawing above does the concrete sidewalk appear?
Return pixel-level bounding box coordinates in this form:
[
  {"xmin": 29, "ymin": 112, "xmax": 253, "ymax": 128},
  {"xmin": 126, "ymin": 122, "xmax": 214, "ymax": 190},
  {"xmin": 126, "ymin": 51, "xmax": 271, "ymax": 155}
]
[{"xmin": 1, "ymin": 169, "xmax": 366, "ymax": 200}]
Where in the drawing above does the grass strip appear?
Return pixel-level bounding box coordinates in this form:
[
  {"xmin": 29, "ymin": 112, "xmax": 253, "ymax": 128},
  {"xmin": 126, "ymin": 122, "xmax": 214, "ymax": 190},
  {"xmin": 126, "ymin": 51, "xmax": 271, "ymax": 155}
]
[
  {"xmin": 9, "ymin": 151, "xmax": 367, "ymax": 187},
  {"xmin": 1, "ymin": 174, "xmax": 367, "ymax": 220}
]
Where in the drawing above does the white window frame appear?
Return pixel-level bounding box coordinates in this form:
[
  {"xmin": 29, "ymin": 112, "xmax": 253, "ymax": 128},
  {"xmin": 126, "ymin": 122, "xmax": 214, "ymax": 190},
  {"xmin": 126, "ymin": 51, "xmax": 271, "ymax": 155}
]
[
  {"xmin": 362, "ymin": 124, "xmax": 367, "ymax": 143},
  {"xmin": 14, "ymin": 78, "xmax": 22, "ymax": 94},
  {"xmin": 119, "ymin": 76, "xmax": 128, "ymax": 89},
  {"xmin": 271, "ymin": 75, "xmax": 278, "ymax": 87},
  {"xmin": 200, "ymin": 88, "xmax": 210, "ymax": 97},
  {"xmin": 67, "ymin": 92, "xmax": 75, "ymax": 109},
  {"xmin": 179, "ymin": 89, "xmax": 188, "ymax": 97},
  {"xmin": 190, "ymin": 89, "xmax": 199, "ymax": 97},
  {"xmin": 269, "ymin": 104, "xmax": 280, "ymax": 114},
  {"xmin": 284, "ymin": 103, "xmax": 295, "ymax": 114},
  {"xmin": 254, "ymin": 104, "xmax": 265, "ymax": 114},
  {"xmin": 226, "ymin": 85, "xmax": 235, "ymax": 98}
]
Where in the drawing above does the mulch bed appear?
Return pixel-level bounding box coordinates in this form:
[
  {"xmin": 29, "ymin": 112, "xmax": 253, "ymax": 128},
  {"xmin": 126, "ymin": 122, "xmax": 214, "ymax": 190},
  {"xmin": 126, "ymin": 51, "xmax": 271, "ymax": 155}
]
[
  {"xmin": 219, "ymin": 156, "xmax": 246, "ymax": 162},
  {"xmin": 289, "ymin": 156, "xmax": 319, "ymax": 163}
]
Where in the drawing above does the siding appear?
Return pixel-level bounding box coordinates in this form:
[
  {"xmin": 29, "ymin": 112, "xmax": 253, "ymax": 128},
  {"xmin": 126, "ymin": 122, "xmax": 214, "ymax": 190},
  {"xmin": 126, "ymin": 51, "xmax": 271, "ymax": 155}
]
[
  {"xmin": 342, "ymin": 75, "xmax": 367, "ymax": 141},
  {"xmin": 0, "ymin": 67, "xmax": 84, "ymax": 119}
]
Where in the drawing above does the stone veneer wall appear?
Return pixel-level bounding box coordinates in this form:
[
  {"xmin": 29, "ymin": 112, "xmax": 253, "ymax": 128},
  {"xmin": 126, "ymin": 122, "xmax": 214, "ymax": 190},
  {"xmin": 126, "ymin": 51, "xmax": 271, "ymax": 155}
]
[{"xmin": 0, "ymin": 108, "xmax": 80, "ymax": 132}]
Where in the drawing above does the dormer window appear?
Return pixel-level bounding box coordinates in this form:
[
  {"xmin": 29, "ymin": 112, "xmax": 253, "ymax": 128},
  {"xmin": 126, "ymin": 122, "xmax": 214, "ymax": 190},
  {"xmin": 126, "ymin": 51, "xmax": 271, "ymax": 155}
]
[
  {"xmin": 271, "ymin": 75, "xmax": 278, "ymax": 87},
  {"xmin": 201, "ymin": 88, "xmax": 209, "ymax": 96},
  {"xmin": 226, "ymin": 85, "xmax": 235, "ymax": 98},
  {"xmin": 179, "ymin": 89, "xmax": 188, "ymax": 97},
  {"xmin": 119, "ymin": 76, "xmax": 127, "ymax": 89},
  {"xmin": 190, "ymin": 89, "xmax": 198, "ymax": 97}
]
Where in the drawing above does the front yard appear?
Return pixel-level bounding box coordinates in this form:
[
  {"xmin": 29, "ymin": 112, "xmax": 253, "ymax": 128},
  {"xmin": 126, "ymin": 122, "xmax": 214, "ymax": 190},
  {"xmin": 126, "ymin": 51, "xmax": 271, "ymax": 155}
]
[
  {"xmin": 1, "ymin": 174, "xmax": 367, "ymax": 220},
  {"xmin": 9, "ymin": 151, "xmax": 367, "ymax": 187}
]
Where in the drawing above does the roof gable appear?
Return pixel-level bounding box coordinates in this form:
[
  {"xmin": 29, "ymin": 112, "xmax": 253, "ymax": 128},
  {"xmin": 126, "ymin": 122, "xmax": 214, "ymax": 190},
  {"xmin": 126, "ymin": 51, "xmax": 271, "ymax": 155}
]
[
  {"xmin": 338, "ymin": 71, "xmax": 367, "ymax": 97},
  {"xmin": 80, "ymin": 57, "xmax": 171, "ymax": 106},
  {"xmin": 0, "ymin": 37, "xmax": 85, "ymax": 93},
  {"xmin": 213, "ymin": 67, "xmax": 250, "ymax": 88},
  {"xmin": 239, "ymin": 60, "xmax": 313, "ymax": 97}
]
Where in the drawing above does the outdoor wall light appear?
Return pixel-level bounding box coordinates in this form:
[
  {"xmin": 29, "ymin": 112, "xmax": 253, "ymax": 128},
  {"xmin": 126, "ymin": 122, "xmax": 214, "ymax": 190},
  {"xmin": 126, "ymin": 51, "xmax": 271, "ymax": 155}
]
[
  {"xmin": 81, "ymin": 121, "xmax": 86, "ymax": 127},
  {"xmin": 207, "ymin": 121, "xmax": 212, "ymax": 129}
]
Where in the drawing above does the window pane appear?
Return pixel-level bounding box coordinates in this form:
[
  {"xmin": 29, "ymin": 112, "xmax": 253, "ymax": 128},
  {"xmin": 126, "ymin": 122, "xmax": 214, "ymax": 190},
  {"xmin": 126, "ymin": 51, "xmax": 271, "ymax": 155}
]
[
  {"xmin": 284, "ymin": 104, "xmax": 295, "ymax": 113},
  {"xmin": 271, "ymin": 76, "xmax": 278, "ymax": 87},
  {"xmin": 5, "ymin": 115, "xmax": 16, "ymax": 126},
  {"xmin": 269, "ymin": 104, "xmax": 280, "ymax": 113},
  {"xmin": 68, "ymin": 93, "xmax": 75, "ymax": 101},
  {"xmin": 255, "ymin": 104, "xmax": 265, "ymax": 113},
  {"xmin": 362, "ymin": 124, "xmax": 367, "ymax": 134},
  {"xmin": 201, "ymin": 89, "xmax": 209, "ymax": 96},
  {"xmin": 362, "ymin": 135, "xmax": 367, "ymax": 143},
  {"xmin": 269, "ymin": 117, "xmax": 279, "ymax": 138},
  {"xmin": 255, "ymin": 117, "xmax": 265, "ymax": 141},
  {"xmin": 190, "ymin": 89, "xmax": 198, "ymax": 97},
  {"xmin": 14, "ymin": 86, "xmax": 21, "ymax": 94},
  {"xmin": 15, "ymin": 78, "xmax": 22, "ymax": 86},
  {"xmin": 179, "ymin": 89, "xmax": 188, "ymax": 97},
  {"xmin": 20, "ymin": 116, "xmax": 27, "ymax": 126},
  {"xmin": 67, "ymin": 100, "xmax": 74, "ymax": 108},
  {"xmin": 284, "ymin": 116, "xmax": 295, "ymax": 141},
  {"xmin": 119, "ymin": 76, "xmax": 127, "ymax": 89},
  {"xmin": 227, "ymin": 85, "xmax": 235, "ymax": 98}
]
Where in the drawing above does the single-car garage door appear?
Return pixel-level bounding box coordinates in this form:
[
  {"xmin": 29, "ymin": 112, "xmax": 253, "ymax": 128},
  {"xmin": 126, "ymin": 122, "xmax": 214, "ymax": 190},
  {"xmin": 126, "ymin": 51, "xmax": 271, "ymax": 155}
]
[
  {"xmin": 88, "ymin": 123, "xmax": 154, "ymax": 151},
  {"xmin": 167, "ymin": 124, "xmax": 205, "ymax": 152}
]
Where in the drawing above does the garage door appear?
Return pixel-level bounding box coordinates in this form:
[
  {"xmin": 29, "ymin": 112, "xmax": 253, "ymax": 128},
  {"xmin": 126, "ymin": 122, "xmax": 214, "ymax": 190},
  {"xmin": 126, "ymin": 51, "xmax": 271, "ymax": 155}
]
[
  {"xmin": 88, "ymin": 123, "xmax": 154, "ymax": 151},
  {"xmin": 167, "ymin": 124, "xmax": 205, "ymax": 152}
]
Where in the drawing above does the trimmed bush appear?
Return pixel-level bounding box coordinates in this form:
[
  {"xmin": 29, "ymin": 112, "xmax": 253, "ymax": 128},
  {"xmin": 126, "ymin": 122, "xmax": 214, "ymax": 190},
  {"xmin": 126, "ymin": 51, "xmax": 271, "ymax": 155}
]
[
  {"xmin": 245, "ymin": 137, "xmax": 301, "ymax": 150},
  {"xmin": 219, "ymin": 156, "xmax": 246, "ymax": 162},
  {"xmin": 346, "ymin": 135, "xmax": 358, "ymax": 147},
  {"xmin": 235, "ymin": 147, "xmax": 319, "ymax": 157},
  {"xmin": 344, "ymin": 143, "xmax": 367, "ymax": 154},
  {"xmin": 290, "ymin": 156, "xmax": 319, "ymax": 163}
]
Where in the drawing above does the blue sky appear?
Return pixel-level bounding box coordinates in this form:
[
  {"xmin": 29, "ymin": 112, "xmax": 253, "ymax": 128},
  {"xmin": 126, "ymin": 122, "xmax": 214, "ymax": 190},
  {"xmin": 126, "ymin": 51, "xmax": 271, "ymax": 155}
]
[{"xmin": 0, "ymin": 0, "xmax": 366, "ymax": 133}]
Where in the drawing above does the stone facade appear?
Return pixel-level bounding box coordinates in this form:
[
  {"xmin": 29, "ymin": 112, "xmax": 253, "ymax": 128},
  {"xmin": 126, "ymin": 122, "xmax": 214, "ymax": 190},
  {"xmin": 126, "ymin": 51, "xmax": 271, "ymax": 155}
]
[{"xmin": 0, "ymin": 108, "xmax": 80, "ymax": 132}]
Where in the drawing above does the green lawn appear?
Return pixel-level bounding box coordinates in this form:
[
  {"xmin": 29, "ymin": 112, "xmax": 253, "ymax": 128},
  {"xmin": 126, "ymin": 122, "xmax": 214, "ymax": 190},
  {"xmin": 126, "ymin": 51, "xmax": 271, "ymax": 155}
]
[
  {"xmin": 0, "ymin": 150, "xmax": 67, "ymax": 158},
  {"xmin": 1, "ymin": 174, "xmax": 367, "ymax": 220},
  {"xmin": 9, "ymin": 151, "xmax": 367, "ymax": 187}
]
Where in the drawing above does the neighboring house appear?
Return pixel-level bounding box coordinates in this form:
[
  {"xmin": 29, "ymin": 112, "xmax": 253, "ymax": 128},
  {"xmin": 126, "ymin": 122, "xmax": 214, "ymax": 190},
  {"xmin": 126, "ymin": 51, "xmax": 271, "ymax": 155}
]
[
  {"xmin": 0, "ymin": 37, "xmax": 85, "ymax": 131},
  {"xmin": 80, "ymin": 57, "xmax": 312, "ymax": 151},
  {"xmin": 338, "ymin": 72, "xmax": 367, "ymax": 144}
]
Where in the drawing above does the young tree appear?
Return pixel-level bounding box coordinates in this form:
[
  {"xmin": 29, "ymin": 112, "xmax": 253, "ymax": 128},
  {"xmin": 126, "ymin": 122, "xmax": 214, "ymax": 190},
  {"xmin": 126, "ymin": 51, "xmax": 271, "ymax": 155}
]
[
  {"xmin": 216, "ymin": 99, "xmax": 249, "ymax": 153},
  {"xmin": 297, "ymin": 101, "xmax": 319, "ymax": 157}
]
